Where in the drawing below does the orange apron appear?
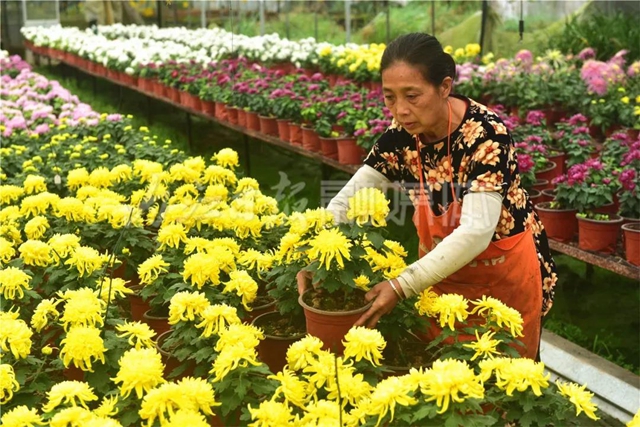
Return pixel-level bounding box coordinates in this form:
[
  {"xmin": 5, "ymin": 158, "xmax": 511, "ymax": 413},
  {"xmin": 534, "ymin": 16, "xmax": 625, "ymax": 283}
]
[{"xmin": 413, "ymin": 101, "xmax": 542, "ymax": 359}]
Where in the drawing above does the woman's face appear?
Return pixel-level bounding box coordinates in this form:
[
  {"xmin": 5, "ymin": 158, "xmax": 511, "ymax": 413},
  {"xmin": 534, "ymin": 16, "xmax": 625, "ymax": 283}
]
[{"xmin": 382, "ymin": 61, "xmax": 450, "ymax": 135}]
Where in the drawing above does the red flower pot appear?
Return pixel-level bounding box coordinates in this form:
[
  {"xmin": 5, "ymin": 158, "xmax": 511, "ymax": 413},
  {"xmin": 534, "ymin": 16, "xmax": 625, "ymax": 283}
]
[
  {"xmin": 251, "ymin": 312, "xmax": 304, "ymax": 374},
  {"xmin": 299, "ymin": 290, "xmax": 371, "ymax": 354},
  {"xmin": 337, "ymin": 137, "xmax": 366, "ymax": 165},
  {"xmin": 127, "ymin": 285, "xmax": 150, "ymax": 322},
  {"xmin": 532, "ymin": 178, "xmax": 551, "ymax": 193},
  {"xmin": 576, "ymin": 214, "xmax": 623, "ymax": 254},
  {"xmin": 201, "ymin": 100, "xmax": 216, "ymax": 116},
  {"xmin": 621, "ymin": 223, "xmax": 640, "ymax": 266},
  {"xmin": 319, "ymin": 136, "xmax": 339, "ymax": 160},
  {"xmin": 169, "ymin": 87, "xmax": 181, "ymax": 104},
  {"xmin": 143, "ymin": 309, "xmax": 170, "ymax": 336},
  {"xmin": 226, "ymin": 107, "xmax": 238, "ymax": 125},
  {"xmin": 236, "ymin": 109, "xmax": 246, "ymax": 127},
  {"xmin": 289, "ymin": 123, "xmax": 303, "ymax": 146},
  {"xmin": 301, "ymin": 126, "xmax": 321, "ymax": 152},
  {"xmin": 548, "ymin": 151, "xmax": 567, "ymax": 175},
  {"xmin": 156, "ymin": 331, "xmax": 195, "ymax": 379},
  {"xmin": 535, "ymin": 202, "xmax": 578, "ymax": 243},
  {"xmin": 540, "ymin": 189, "xmax": 556, "ymax": 204},
  {"xmin": 245, "ymin": 111, "xmax": 261, "ymax": 131},
  {"xmin": 276, "ymin": 119, "xmax": 290, "ymax": 141},
  {"xmin": 214, "ymin": 102, "xmax": 227, "ymax": 121},
  {"xmin": 528, "ymin": 189, "xmax": 542, "ymax": 209},
  {"xmin": 259, "ymin": 115, "xmax": 279, "ymax": 137},
  {"xmin": 535, "ymin": 161, "xmax": 560, "ymax": 184}
]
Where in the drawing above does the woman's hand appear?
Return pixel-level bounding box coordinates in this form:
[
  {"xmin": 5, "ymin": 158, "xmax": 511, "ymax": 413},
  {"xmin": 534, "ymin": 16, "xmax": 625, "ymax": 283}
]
[
  {"xmin": 354, "ymin": 280, "xmax": 404, "ymax": 328},
  {"xmin": 296, "ymin": 270, "xmax": 313, "ymax": 295}
]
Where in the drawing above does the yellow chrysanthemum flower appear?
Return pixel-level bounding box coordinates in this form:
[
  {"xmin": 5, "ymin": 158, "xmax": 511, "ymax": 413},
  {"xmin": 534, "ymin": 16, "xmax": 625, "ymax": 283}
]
[
  {"xmin": 49, "ymin": 406, "xmax": 93, "ymax": 427},
  {"xmin": 210, "ymin": 344, "xmax": 262, "ymax": 382},
  {"xmin": 328, "ymin": 369, "xmax": 373, "ymax": 408},
  {"xmin": 353, "ymin": 274, "xmax": 370, "ymax": 291},
  {"xmin": 415, "ymin": 286, "xmax": 439, "ymax": 317},
  {"xmin": 182, "ymin": 252, "xmax": 222, "ymax": 288},
  {"xmin": 303, "ymin": 351, "xmax": 352, "ymax": 392},
  {"xmin": 346, "ymin": 187, "xmax": 390, "ymax": 227},
  {"xmin": 471, "ymin": 295, "xmax": 524, "ymax": 337},
  {"xmin": 54, "ymin": 197, "xmax": 87, "ymax": 222},
  {"xmin": 0, "ymin": 185, "xmax": 24, "ymax": 205},
  {"xmin": 0, "ymin": 405, "xmax": 45, "ymax": 427},
  {"xmin": 65, "ymin": 246, "xmax": 109, "ymax": 277},
  {"xmin": 433, "ymin": 293, "xmax": 470, "ymax": 331},
  {"xmin": 112, "ymin": 348, "xmax": 166, "ymax": 399},
  {"xmin": 110, "ymin": 164, "xmax": 133, "ymax": 184},
  {"xmin": 361, "ymin": 376, "xmax": 417, "ymax": 425},
  {"xmin": 0, "ymin": 266, "xmax": 31, "ymax": 300},
  {"xmin": 18, "ymin": 240, "xmax": 53, "ymax": 267},
  {"xmin": 94, "ymin": 395, "xmax": 119, "ymax": 418},
  {"xmin": 138, "ymin": 382, "xmax": 184, "ymax": 427},
  {"xmin": 174, "ymin": 376, "xmax": 220, "ymax": 415},
  {"xmin": 168, "ymin": 291, "xmax": 210, "ymax": 325},
  {"xmin": 286, "ymin": 335, "xmax": 324, "ymax": 371},
  {"xmin": 195, "ymin": 304, "xmax": 241, "ymax": 338},
  {"xmin": 383, "ymin": 240, "xmax": 408, "ymax": 257},
  {"xmin": 59, "ymin": 288, "xmax": 105, "ymax": 331},
  {"xmin": 163, "ymin": 409, "xmax": 208, "ymax": 427},
  {"xmin": 555, "ymin": 380, "xmax": 599, "ymax": 421},
  {"xmin": 0, "ymin": 237, "xmax": 16, "ymax": 264},
  {"xmin": 463, "ymin": 330, "xmax": 502, "ymax": 361},
  {"xmin": 627, "ymin": 410, "xmax": 640, "ymax": 427},
  {"xmin": 88, "ymin": 167, "xmax": 114, "ymax": 189},
  {"xmin": 0, "ymin": 317, "xmax": 33, "ymax": 359},
  {"xmin": 0, "ymin": 364, "xmax": 19, "ymax": 404},
  {"xmin": 116, "ymin": 321, "xmax": 156, "ymax": 349},
  {"xmin": 494, "ymin": 358, "xmax": 549, "ymax": 397},
  {"xmin": 60, "ymin": 325, "xmax": 107, "ymax": 371},
  {"xmin": 275, "ymin": 232, "xmax": 303, "ymax": 263},
  {"xmin": 307, "ymin": 228, "xmax": 352, "ymax": 270},
  {"xmin": 222, "ymin": 270, "xmax": 258, "ymax": 311},
  {"xmin": 24, "ymin": 215, "xmax": 49, "ymax": 240},
  {"xmin": 419, "ymin": 358, "xmax": 484, "ymax": 414},
  {"xmin": 299, "ymin": 399, "xmax": 342, "ymax": 426},
  {"xmin": 42, "ymin": 381, "xmax": 98, "ymax": 413},
  {"xmin": 211, "ymin": 148, "xmax": 240, "ymax": 170},
  {"xmin": 248, "ymin": 400, "xmax": 295, "ymax": 427},
  {"xmin": 23, "ymin": 175, "xmax": 47, "ymax": 195},
  {"xmin": 201, "ymin": 165, "xmax": 237, "ymax": 186},
  {"xmin": 67, "ymin": 168, "xmax": 90, "ymax": 190},
  {"xmin": 343, "ymin": 326, "xmax": 386, "ymax": 366},
  {"xmin": 47, "ymin": 233, "xmax": 81, "ymax": 260},
  {"xmin": 203, "ymin": 184, "xmax": 229, "ymax": 203},
  {"xmin": 205, "ymin": 245, "xmax": 236, "ymax": 272},
  {"xmin": 229, "ymin": 211, "xmax": 263, "ymax": 240},
  {"xmin": 214, "ymin": 323, "xmax": 263, "ymax": 353},
  {"xmin": 138, "ymin": 254, "xmax": 170, "ymax": 285},
  {"xmin": 268, "ymin": 368, "xmax": 310, "ymax": 408},
  {"xmin": 169, "ymin": 163, "xmax": 201, "ymax": 184},
  {"xmin": 95, "ymin": 277, "xmax": 133, "ymax": 302},
  {"xmin": 157, "ymin": 223, "xmax": 188, "ymax": 250}
]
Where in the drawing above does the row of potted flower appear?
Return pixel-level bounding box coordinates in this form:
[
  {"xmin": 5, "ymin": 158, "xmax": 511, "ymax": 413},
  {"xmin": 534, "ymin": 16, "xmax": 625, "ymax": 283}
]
[
  {"xmin": 21, "ymin": 24, "xmax": 639, "ymax": 134},
  {"xmin": 0, "ymin": 53, "xmax": 606, "ymax": 426}
]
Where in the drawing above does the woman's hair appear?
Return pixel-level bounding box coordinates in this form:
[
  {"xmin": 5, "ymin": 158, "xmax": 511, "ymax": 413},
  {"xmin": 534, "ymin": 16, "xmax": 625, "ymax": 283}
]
[{"xmin": 380, "ymin": 33, "xmax": 456, "ymax": 86}]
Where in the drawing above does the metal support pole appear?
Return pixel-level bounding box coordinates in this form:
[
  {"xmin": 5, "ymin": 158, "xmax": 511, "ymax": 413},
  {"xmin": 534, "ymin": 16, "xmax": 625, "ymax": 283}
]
[
  {"xmin": 157, "ymin": 0, "xmax": 163, "ymax": 28},
  {"xmin": 345, "ymin": 0, "xmax": 351, "ymax": 43},
  {"xmin": 186, "ymin": 112, "xmax": 193, "ymax": 150},
  {"xmin": 259, "ymin": 0, "xmax": 265, "ymax": 35},
  {"xmin": 201, "ymin": 0, "xmax": 206, "ymax": 28},
  {"xmin": 146, "ymin": 95, "xmax": 153, "ymax": 124},
  {"xmin": 243, "ymin": 134, "xmax": 251, "ymax": 176}
]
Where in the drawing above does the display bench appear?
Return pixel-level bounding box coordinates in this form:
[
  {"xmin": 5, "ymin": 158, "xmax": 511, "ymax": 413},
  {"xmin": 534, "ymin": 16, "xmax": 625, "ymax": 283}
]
[{"xmin": 32, "ymin": 49, "xmax": 640, "ymax": 282}]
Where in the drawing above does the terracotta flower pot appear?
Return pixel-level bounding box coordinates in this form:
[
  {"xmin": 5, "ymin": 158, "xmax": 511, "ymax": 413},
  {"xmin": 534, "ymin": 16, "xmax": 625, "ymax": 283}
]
[
  {"xmin": 143, "ymin": 309, "xmax": 170, "ymax": 336},
  {"xmin": 594, "ymin": 202, "xmax": 617, "ymax": 215},
  {"xmin": 289, "ymin": 123, "xmax": 303, "ymax": 146},
  {"xmin": 299, "ymin": 290, "xmax": 372, "ymax": 354},
  {"xmin": 319, "ymin": 136, "xmax": 339, "ymax": 160},
  {"xmin": 156, "ymin": 330, "xmax": 195, "ymax": 379},
  {"xmin": 301, "ymin": 126, "xmax": 321, "ymax": 152},
  {"xmin": 251, "ymin": 312, "xmax": 305, "ymax": 374},
  {"xmin": 201, "ymin": 100, "xmax": 216, "ymax": 116},
  {"xmin": 245, "ymin": 111, "xmax": 261, "ymax": 131},
  {"xmin": 242, "ymin": 299, "xmax": 277, "ymax": 325},
  {"xmin": 128, "ymin": 285, "xmax": 150, "ymax": 322},
  {"xmin": 276, "ymin": 119, "xmax": 290, "ymax": 141},
  {"xmin": 535, "ymin": 202, "xmax": 578, "ymax": 243},
  {"xmin": 548, "ymin": 151, "xmax": 567, "ymax": 175},
  {"xmin": 576, "ymin": 214, "xmax": 623, "ymax": 254},
  {"xmin": 528, "ymin": 189, "xmax": 542, "ymax": 209},
  {"xmin": 534, "ymin": 161, "xmax": 560, "ymax": 184},
  {"xmin": 622, "ymin": 223, "xmax": 640, "ymax": 266},
  {"xmin": 337, "ymin": 137, "xmax": 366, "ymax": 165},
  {"xmin": 236, "ymin": 109, "xmax": 246, "ymax": 127},
  {"xmin": 258, "ymin": 115, "xmax": 279, "ymax": 137},
  {"xmin": 540, "ymin": 189, "xmax": 556, "ymax": 204},
  {"xmin": 227, "ymin": 107, "xmax": 239, "ymax": 125},
  {"xmin": 169, "ymin": 87, "xmax": 181, "ymax": 104},
  {"xmin": 532, "ymin": 178, "xmax": 550, "ymax": 193},
  {"xmin": 214, "ymin": 102, "xmax": 228, "ymax": 121}
]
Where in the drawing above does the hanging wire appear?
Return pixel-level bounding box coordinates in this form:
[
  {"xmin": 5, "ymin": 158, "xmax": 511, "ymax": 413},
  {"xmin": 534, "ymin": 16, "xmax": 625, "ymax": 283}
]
[{"xmin": 519, "ymin": 0, "xmax": 525, "ymax": 42}]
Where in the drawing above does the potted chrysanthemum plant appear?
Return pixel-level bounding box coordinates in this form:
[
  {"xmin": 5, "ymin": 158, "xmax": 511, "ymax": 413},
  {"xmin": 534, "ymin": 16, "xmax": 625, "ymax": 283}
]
[{"xmin": 296, "ymin": 188, "xmax": 404, "ymax": 353}]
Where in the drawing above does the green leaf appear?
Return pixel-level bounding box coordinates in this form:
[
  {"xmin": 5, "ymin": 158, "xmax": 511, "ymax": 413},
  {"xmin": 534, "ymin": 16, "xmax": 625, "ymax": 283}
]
[{"xmin": 366, "ymin": 231, "xmax": 385, "ymax": 249}]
